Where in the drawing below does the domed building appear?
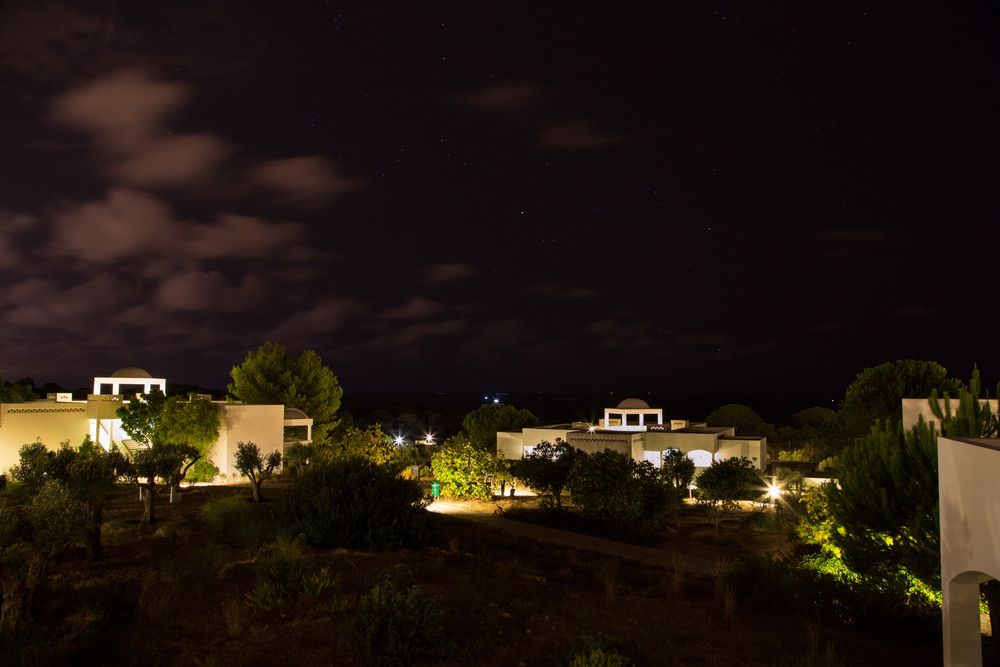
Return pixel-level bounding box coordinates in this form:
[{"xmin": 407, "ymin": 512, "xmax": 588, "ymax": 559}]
[
  {"xmin": 496, "ymin": 396, "xmax": 766, "ymax": 471},
  {"xmin": 0, "ymin": 368, "xmax": 312, "ymax": 479}
]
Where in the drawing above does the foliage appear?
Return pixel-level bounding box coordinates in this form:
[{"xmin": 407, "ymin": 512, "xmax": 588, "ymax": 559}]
[
  {"xmin": 283, "ymin": 441, "xmax": 314, "ymax": 477},
  {"xmin": 704, "ymin": 404, "xmax": 773, "ymax": 438},
  {"xmin": 278, "ymin": 457, "xmax": 429, "ymax": 550},
  {"xmin": 246, "ymin": 540, "xmax": 333, "ymax": 611},
  {"xmin": 332, "ymin": 425, "xmax": 395, "ymax": 465},
  {"xmin": 351, "ymin": 568, "xmax": 445, "ymax": 667},
  {"xmin": 570, "ymin": 648, "xmax": 633, "ymax": 667},
  {"xmin": 200, "ymin": 496, "xmax": 273, "ymax": 550},
  {"xmin": 234, "ymin": 441, "xmax": 283, "ymax": 502},
  {"xmin": 116, "ymin": 388, "xmax": 168, "ymax": 446},
  {"xmin": 9, "ymin": 442, "xmax": 53, "ymax": 492},
  {"xmin": 462, "ymin": 403, "xmax": 539, "ymax": 451},
  {"xmin": 731, "ymin": 556, "xmax": 939, "ymax": 638},
  {"xmin": 25, "ymin": 480, "xmax": 88, "ymax": 553},
  {"xmin": 839, "ymin": 359, "xmax": 961, "ymax": 436},
  {"xmin": 132, "ymin": 443, "xmax": 200, "ymax": 523},
  {"xmin": 65, "ymin": 443, "xmax": 131, "ymax": 559},
  {"xmin": 118, "ymin": 391, "xmax": 221, "ymax": 480},
  {"xmin": 929, "ymin": 365, "xmax": 1000, "ymax": 438},
  {"xmin": 0, "ymin": 377, "xmax": 35, "ymax": 403},
  {"xmin": 228, "ymin": 341, "xmax": 344, "ymax": 443},
  {"xmin": 430, "ymin": 436, "xmax": 509, "ymax": 500},
  {"xmin": 826, "ymin": 419, "xmax": 940, "ymax": 585},
  {"xmin": 695, "ymin": 457, "xmax": 761, "ymax": 507},
  {"xmin": 793, "ymin": 406, "xmax": 835, "ymax": 429},
  {"xmin": 565, "ymin": 450, "xmax": 643, "ymax": 526},
  {"xmin": 511, "ymin": 439, "xmax": 581, "ymax": 508},
  {"xmin": 661, "ymin": 448, "xmax": 695, "ymax": 491}
]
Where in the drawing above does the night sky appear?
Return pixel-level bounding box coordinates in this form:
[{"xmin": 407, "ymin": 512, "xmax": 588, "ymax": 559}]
[{"xmin": 0, "ymin": 2, "xmax": 997, "ymax": 403}]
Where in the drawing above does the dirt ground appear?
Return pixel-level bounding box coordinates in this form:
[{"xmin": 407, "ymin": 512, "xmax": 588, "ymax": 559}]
[{"xmin": 7, "ymin": 483, "xmax": 944, "ymax": 666}]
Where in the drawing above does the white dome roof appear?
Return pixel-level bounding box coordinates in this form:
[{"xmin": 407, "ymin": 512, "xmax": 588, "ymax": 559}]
[
  {"xmin": 111, "ymin": 367, "xmax": 152, "ymax": 378},
  {"xmin": 616, "ymin": 397, "xmax": 651, "ymax": 409}
]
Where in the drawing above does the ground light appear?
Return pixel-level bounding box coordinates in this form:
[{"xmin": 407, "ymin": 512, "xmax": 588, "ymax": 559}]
[{"xmin": 393, "ymin": 435, "xmax": 405, "ymax": 446}]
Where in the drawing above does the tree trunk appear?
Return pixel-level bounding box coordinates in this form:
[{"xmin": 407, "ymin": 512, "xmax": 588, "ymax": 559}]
[
  {"xmin": 0, "ymin": 552, "xmax": 48, "ymax": 635},
  {"xmin": 86, "ymin": 501, "xmax": 104, "ymax": 560},
  {"xmin": 984, "ymin": 579, "xmax": 1000, "ymax": 665},
  {"xmin": 251, "ymin": 480, "xmax": 263, "ymax": 503},
  {"xmin": 142, "ymin": 484, "xmax": 156, "ymax": 523}
]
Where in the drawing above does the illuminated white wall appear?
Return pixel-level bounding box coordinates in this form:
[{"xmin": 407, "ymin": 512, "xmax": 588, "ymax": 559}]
[
  {"xmin": 0, "ymin": 401, "xmax": 89, "ymax": 473},
  {"xmin": 715, "ymin": 438, "xmax": 767, "ymax": 470},
  {"xmin": 687, "ymin": 449, "xmax": 713, "ymax": 467},
  {"xmin": 497, "ymin": 431, "xmax": 524, "ymax": 459},
  {"xmin": 212, "ymin": 404, "xmax": 285, "ymax": 479},
  {"xmin": 939, "ymin": 436, "xmax": 1000, "ymax": 667}
]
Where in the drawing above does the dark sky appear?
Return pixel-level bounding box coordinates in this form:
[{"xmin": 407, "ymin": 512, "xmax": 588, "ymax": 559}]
[{"xmin": 0, "ymin": 2, "xmax": 997, "ymax": 401}]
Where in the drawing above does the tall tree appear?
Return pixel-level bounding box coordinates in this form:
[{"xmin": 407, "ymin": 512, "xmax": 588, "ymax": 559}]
[
  {"xmin": 118, "ymin": 391, "xmax": 220, "ymax": 481},
  {"xmin": 704, "ymin": 404, "xmax": 773, "ymax": 438},
  {"xmin": 229, "ymin": 341, "xmax": 343, "ymax": 443},
  {"xmin": 511, "ymin": 439, "xmax": 581, "ymax": 508},
  {"xmin": 839, "ymin": 359, "xmax": 962, "ymax": 436},
  {"xmin": 462, "ymin": 403, "xmax": 539, "ymax": 451}
]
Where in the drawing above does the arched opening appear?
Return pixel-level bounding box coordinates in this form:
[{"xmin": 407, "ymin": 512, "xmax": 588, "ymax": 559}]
[
  {"xmin": 687, "ymin": 449, "xmax": 713, "ymax": 467},
  {"xmin": 945, "ymin": 569, "xmax": 1000, "ymax": 666}
]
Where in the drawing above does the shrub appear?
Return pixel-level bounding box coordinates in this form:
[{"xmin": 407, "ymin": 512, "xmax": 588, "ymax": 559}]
[
  {"xmin": 430, "ymin": 437, "xmax": 508, "ymax": 500},
  {"xmin": 278, "ymin": 456, "xmax": 429, "ymax": 550},
  {"xmin": 565, "ymin": 451, "xmax": 643, "ymax": 526},
  {"xmin": 246, "ymin": 540, "xmax": 334, "ymax": 611},
  {"xmin": 200, "ymin": 496, "xmax": 274, "ymax": 550},
  {"xmin": 696, "ymin": 457, "xmax": 761, "ymax": 507},
  {"xmin": 633, "ymin": 460, "xmax": 678, "ymax": 521},
  {"xmin": 511, "ymin": 439, "xmax": 581, "ymax": 508},
  {"xmin": 351, "ymin": 569, "xmax": 445, "ymax": 666},
  {"xmin": 570, "ymin": 648, "xmax": 633, "ymax": 667}
]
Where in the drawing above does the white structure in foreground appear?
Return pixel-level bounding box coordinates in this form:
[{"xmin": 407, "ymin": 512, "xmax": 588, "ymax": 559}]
[
  {"xmin": 939, "ymin": 435, "xmax": 1000, "ymax": 667},
  {"xmin": 0, "ymin": 368, "xmax": 311, "ymax": 480},
  {"xmin": 497, "ymin": 398, "xmax": 767, "ymax": 471}
]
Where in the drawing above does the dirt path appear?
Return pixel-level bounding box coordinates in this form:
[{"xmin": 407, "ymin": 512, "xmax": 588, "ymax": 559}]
[{"xmin": 428, "ymin": 499, "xmax": 716, "ymax": 575}]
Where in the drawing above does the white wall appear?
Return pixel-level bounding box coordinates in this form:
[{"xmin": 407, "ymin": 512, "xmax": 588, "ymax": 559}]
[
  {"xmin": 0, "ymin": 402, "xmax": 89, "ymax": 473},
  {"xmin": 497, "ymin": 431, "xmax": 525, "ymax": 459},
  {"xmin": 213, "ymin": 404, "xmax": 285, "ymax": 479},
  {"xmin": 716, "ymin": 438, "xmax": 767, "ymax": 470},
  {"xmin": 939, "ymin": 436, "xmax": 1000, "ymax": 666},
  {"xmin": 521, "ymin": 427, "xmax": 577, "ymax": 448}
]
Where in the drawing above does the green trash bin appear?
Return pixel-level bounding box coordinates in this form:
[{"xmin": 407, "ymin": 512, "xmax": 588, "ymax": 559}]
[{"xmin": 430, "ymin": 481, "xmax": 441, "ymax": 498}]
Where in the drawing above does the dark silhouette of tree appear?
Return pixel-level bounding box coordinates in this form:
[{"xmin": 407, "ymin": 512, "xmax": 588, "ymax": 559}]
[{"xmin": 234, "ymin": 441, "xmax": 283, "ymax": 502}]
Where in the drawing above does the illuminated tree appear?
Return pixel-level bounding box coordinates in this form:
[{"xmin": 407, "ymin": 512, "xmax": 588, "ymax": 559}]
[
  {"xmin": 229, "ymin": 341, "xmax": 343, "ymax": 443},
  {"xmin": 661, "ymin": 448, "xmax": 695, "ymax": 491},
  {"xmin": 333, "ymin": 425, "xmax": 395, "ymax": 465},
  {"xmin": 234, "ymin": 441, "xmax": 283, "ymax": 503},
  {"xmin": 461, "ymin": 403, "xmax": 539, "ymax": 451},
  {"xmin": 512, "ymin": 439, "xmax": 581, "ymax": 508},
  {"xmin": 430, "ymin": 436, "xmax": 509, "ymax": 500},
  {"xmin": 132, "ymin": 443, "xmax": 200, "ymax": 523},
  {"xmin": 695, "ymin": 457, "xmax": 761, "ymax": 508}
]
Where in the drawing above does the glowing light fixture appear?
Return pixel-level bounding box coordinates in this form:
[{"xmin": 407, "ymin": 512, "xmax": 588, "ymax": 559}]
[
  {"xmin": 394, "ymin": 436, "xmax": 405, "ymax": 446},
  {"xmin": 767, "ymin": 484, "xmax": 782, "ymax": 500}
]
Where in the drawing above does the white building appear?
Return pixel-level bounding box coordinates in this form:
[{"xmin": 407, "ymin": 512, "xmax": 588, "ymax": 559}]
[
  {"xmin": 938, "ymin": 435, "xmax": 1000, "ymax": 667},
  {"xmin": 0, "ymin": 367, "xmax": 311, "ymax": 480},
  {"xmin": 497, "ymin": 398, "xmax": 767, "ymax": 471}
]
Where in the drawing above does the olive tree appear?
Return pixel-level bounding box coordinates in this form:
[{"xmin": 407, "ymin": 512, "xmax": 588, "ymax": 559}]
[
  {"xmin": 234, "ymin": 441, "xmax": 283, "ymax": 502},
  {"xmin": 132, "ymin": 443, "xmax": 200, "ymax": 523}
]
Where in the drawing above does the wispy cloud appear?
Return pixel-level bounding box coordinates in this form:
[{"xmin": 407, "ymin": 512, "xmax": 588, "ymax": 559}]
[{"xmin": 424, "ymin": 262, "xmax": 476, "ymax": 284}]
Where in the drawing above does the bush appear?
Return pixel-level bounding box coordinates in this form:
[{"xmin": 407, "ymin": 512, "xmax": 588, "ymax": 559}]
[
  {"xmin": 511, "ymin": 440, "xmax": 581, "ymax": 508},
  {"xmin": 246, "ymin": 540, "xmax": 334, "ymax": 611},
  {"xmin": 570, "ymin": 648, "xmax": 633, "ymax": 667},
  {"xmin": 351, "ymin": 568, "xmax": 445, "ymax": 666},
  {"xmin": 633, "ymin": 460, "xmax": 678, "ymax": 521},
  {"xmin": 278, "ymin": 457, "xmax": 429, "ymax": 550},
  {"xmin": 565, "ymin": 451, "xmax": 643, "ymax": 526},
  {"xmin": 696, "ymin": 457, "xmax": 761, "ymax": 507},
  {"xmin": 200, "ymin": 496, "xmax": 274, "ymax": 550},
  {"xmin": 430, "ymin": 437, "xmax": 508, "ymax": 500}
]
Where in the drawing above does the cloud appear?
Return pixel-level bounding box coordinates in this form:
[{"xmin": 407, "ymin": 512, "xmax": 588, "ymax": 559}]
[
  {"xmin": 424, "ymin": 262, "xmax": 476, "ymax": 284},
  {"xmin": 393, "ymin": 318, "xmax": 467, "ymax": 345},
  {"xmin": 186, "ymin": 214, "xmax": 305, "ymax": 260},
  {"xmin": 49, "ymin": 189, "xmax": 310, "ymax": 269},
  {"xmin": 383, "ymin": 297, "xmax": 442, "ymax": 320},
  {"xmin": 457, "ymin": 82, "xmax": 544, "ymax": 112},
  {"xmin": 156, "ymin": 270, "xmax": 267, "ymax": 311},
  {"xmin": 50, "ymin": 188, "xmax": 182, "ymax": 263},
  {"xmin": 538, "ymin": 121, "xmax": 626, "ymax": 150},
  {"xmin": 458, "ymin": 80, "xmax": 630, "ymax": 151},
  {"xmin": 50, "ymin": 68, "xmax": 230, "ymax": 187},
  {"xmin": 248, "ymin": 156, "xmax": 361, "ymax": 205},
  {"xmin": 267, "ymin": 298, "xmax": 359, "ymax": 342},
  {"xmin": 111, "ymin": 133, "xmax": 232, "ymax": 187},
  {"xmin": 2, "ymin": 273, "xmax": 132, "ymax": 331},
  {"xmin": 0, "ymin": 211, "xmax": 39, "ymax": 269}
]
